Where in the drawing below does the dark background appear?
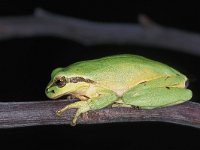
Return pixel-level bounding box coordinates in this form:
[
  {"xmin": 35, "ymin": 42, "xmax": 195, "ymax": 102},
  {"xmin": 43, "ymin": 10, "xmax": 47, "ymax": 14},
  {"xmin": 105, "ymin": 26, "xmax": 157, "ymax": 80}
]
[{"xmin": 0, "ymin": 1, "xmax": 200, "ymax": 149}]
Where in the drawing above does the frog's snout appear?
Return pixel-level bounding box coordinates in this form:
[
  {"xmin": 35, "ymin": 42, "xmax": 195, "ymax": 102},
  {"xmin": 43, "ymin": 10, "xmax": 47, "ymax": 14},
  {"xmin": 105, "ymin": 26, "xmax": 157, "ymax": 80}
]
[
  {"xmin": 45, "ymin": 87, "xmax": 56, "ymax": 99},
  {"xmin": 46, "ymin": 88, "xmax": 55, "ymax": 94}
]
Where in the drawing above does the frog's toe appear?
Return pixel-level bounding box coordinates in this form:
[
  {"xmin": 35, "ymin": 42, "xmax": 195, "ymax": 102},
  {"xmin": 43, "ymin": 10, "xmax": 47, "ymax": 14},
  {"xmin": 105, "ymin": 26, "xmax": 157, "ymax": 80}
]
[
  {"xmin": 56, "ymin": 109, "xmax": 63, "ymax": 116},
  {"xmin": 70, "ymin": 105, "xmax": 91, "ymax": 126},
  {"xmin": 112, "ymin": 103, "xmax": 132, "ymax": 108},
  {"xmin": 71, "ymin": 118, "xmax": 77, "ymax": 126},
  {"xmin": 131, "ymin": 105, "xmax": 141, "ymax": 109}
]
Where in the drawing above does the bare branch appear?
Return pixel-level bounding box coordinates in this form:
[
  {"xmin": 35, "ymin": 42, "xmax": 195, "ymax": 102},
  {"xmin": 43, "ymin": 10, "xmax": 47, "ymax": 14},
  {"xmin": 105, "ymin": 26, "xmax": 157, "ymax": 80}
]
[
  {"xmin": 0, "ymin": 100, "xmax": 200, "ymax": 128},
  {"xmin": 0, "ymin": 8, "xmax": 200, "ymax": 55}
]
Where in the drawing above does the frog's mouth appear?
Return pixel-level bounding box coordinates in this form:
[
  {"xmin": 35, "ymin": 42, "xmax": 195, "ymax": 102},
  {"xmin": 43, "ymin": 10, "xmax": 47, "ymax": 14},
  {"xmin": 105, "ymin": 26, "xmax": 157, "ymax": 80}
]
[
  {"xmin": 46, "ymin": 87, "xmax": 79, "ymax": 100},
  {"xmin": 45, "ymin": 87, "xmax": 66, "ymax": 99},
  {"xmin": 46, "ymin": 90, "xmax": 69, "ymax": 99}
]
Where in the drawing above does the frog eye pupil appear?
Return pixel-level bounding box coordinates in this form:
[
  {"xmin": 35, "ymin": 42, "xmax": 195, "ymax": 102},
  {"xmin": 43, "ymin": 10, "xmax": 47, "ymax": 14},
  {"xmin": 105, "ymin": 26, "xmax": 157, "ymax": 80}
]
[{"xmin": 55, "ymin": 76, "xmax": 67, "ymax": 88}]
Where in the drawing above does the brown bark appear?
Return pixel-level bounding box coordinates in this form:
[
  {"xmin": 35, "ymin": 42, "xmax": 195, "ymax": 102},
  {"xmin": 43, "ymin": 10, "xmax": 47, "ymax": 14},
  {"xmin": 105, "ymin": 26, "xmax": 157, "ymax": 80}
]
[{"xmin": 0, "ymin": 100, "xmax": 199, "ymax": 128}]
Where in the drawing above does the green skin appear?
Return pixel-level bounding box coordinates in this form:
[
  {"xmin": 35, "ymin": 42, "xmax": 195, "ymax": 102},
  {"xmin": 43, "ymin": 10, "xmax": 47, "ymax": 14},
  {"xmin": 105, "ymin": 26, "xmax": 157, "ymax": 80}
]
[{"xmin": 45, "ymin": 54, "xmax": 192, "ymax": 126}]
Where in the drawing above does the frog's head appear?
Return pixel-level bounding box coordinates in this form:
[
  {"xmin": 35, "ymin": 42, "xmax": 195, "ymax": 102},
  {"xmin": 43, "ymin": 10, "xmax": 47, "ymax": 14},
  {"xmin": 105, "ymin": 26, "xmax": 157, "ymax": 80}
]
[{"xmin": 45, "ymin": 67, "xmax": 95, "ymax": 99}]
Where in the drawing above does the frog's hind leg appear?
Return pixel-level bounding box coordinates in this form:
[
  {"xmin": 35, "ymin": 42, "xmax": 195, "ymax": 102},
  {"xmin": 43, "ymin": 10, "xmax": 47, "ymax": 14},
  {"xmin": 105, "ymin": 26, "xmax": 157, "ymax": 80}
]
[
  {"xmin": 112, "ymin": 99, "xmax": 132, "ymax": 108},
  {"xmin": 122, "ymin": 76, "xmax": 192, "ymax": 109},
  {"xmin": 123, "ymin": 87, "xmax": 192, "ymax": 109}
]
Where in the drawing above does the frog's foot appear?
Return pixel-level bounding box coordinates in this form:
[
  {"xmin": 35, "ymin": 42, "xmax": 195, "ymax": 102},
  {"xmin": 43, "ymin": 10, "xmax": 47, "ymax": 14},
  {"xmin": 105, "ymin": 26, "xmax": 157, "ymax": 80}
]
[
  {"xmin": 131, "ymin": 105, "xmax": 141, "ymax": 109},
  {"xmin": 111, "ymin": 99, "xmax": 132, "ymax": 108},
  {"xmin": 112, "ymin": 103, "xmax": 132, "ymax": 108},
  {"xmin": 111, "ymin": 102, "xmax": 140, "ymax": 109},
  {"xmin": 56, "ymin": 101, "xmax": 90, "ymax": 126}
]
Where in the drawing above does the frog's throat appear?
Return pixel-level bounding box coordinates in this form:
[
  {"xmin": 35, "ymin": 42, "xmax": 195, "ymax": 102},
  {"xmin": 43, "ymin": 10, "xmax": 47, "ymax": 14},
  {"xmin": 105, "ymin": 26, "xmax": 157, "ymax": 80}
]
[{"xmin": 50, "ymin": 91, "xmax": 72, "ymax": 99}]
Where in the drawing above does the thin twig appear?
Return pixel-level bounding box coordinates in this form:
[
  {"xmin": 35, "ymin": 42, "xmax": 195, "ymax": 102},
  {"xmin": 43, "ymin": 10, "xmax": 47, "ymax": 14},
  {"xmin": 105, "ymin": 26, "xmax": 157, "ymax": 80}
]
[
  {"xmin": 0, "ymin": 100, "xmax": 200, "ymax": 128},
  {"xmin": 0, "ymin": 8, "xmax": 200, "ymax": 55}
]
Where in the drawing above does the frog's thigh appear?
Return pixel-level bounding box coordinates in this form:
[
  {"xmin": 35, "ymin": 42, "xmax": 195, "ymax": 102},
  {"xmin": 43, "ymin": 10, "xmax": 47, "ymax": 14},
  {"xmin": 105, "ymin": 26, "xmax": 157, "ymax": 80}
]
[
  {"xmin": 132, "ymin": 76, "xmax": 187, "ymax": 91},
  {"xmin": 122, "ymin": 87, "xmax": 192, "ymax": 109},
  {"xmin": 88, "ymin": 89, "xmax": 118, "ymax": 110}
]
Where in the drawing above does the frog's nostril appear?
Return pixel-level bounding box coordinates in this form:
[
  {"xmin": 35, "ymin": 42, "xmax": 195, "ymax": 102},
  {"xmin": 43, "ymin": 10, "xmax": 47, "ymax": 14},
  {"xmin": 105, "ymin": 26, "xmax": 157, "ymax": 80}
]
[
  {"xmin": 46, "ymin": 88, "xmax": 55, "ymax": 93},
  {"xmin": 185, "ymin": 79, "xmax": 189, "ymax": 88}
]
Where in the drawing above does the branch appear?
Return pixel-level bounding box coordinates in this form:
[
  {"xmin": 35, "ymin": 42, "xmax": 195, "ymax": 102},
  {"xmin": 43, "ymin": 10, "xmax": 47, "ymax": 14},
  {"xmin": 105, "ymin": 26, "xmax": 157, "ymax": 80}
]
[
  {"xmin": 0, "ymin": 100, "xmax": 200, "ymax": 128},
  {"xmin": 1, "ymin": 9, "xmax": 200, "ymax": 55}
]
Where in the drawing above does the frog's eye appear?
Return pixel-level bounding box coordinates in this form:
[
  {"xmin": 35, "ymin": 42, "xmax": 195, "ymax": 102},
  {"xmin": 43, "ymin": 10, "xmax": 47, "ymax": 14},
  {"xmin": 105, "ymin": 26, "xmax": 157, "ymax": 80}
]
[{"xmin": 55, "ymin": 76, "xmax": 67, "ymax": 88}]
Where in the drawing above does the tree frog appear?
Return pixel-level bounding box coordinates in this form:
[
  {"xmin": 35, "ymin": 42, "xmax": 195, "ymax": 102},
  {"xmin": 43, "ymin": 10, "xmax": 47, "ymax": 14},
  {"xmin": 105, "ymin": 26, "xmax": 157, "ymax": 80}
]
[{"xmin": 45, "ymin": 54, "xmax": 192, "ymax": 126}]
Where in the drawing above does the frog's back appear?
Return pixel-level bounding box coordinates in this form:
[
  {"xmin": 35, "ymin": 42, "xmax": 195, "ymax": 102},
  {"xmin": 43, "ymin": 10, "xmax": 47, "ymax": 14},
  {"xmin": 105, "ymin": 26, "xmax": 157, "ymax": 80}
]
[
  {"xmin": 64, "ymin": 54, "xmax": 183, "ymax": 94},
  {"xmin": 66, "ymin": 54, "xmax": 180, "ymax": 77}
]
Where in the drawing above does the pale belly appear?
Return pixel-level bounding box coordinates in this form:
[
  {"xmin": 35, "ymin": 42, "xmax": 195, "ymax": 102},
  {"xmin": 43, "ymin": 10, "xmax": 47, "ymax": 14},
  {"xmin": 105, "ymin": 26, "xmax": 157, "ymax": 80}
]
[{"xmin": 96, "ymin": 74, "xmax": 162, "ymax": 97}]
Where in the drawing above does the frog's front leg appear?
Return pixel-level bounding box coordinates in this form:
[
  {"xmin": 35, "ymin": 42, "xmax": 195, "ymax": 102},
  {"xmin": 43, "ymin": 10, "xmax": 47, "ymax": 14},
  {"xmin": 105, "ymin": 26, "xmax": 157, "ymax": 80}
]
[
  {"xmin": 56, "ymin": 101, "xmax": 91, "ymax": 126},
  {"xmin": 56, "ymin": 89, "xmax": 118, "ymax": 126},
  {"xmin": 122, "ymin": 76, "xmax": 192, "ymax": 109}
]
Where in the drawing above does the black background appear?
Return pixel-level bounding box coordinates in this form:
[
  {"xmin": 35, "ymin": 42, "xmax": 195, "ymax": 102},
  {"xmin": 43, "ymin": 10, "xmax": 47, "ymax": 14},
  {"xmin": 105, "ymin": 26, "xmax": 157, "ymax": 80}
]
[{"xmin": 0, "ymin": 1, "xmax": 200, "ymax": 149}]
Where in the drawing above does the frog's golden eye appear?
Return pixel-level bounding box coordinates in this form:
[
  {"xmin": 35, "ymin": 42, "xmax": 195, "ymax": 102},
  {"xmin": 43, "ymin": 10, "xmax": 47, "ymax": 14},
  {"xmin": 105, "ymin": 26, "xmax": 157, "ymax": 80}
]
[{"xmin": 55, "ymin": 76, "xmax": 67, "ymax": 88}]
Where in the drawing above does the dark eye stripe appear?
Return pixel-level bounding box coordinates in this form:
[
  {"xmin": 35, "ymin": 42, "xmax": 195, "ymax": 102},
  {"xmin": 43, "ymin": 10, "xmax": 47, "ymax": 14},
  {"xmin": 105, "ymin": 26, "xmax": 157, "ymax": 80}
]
[
  {"xmin": 53, "ymin": 76, "xmax": 95, "ymax": 88},
  {"xmin": 69, "ymin": 77, "xmax": 95, "ymax": 83}
]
